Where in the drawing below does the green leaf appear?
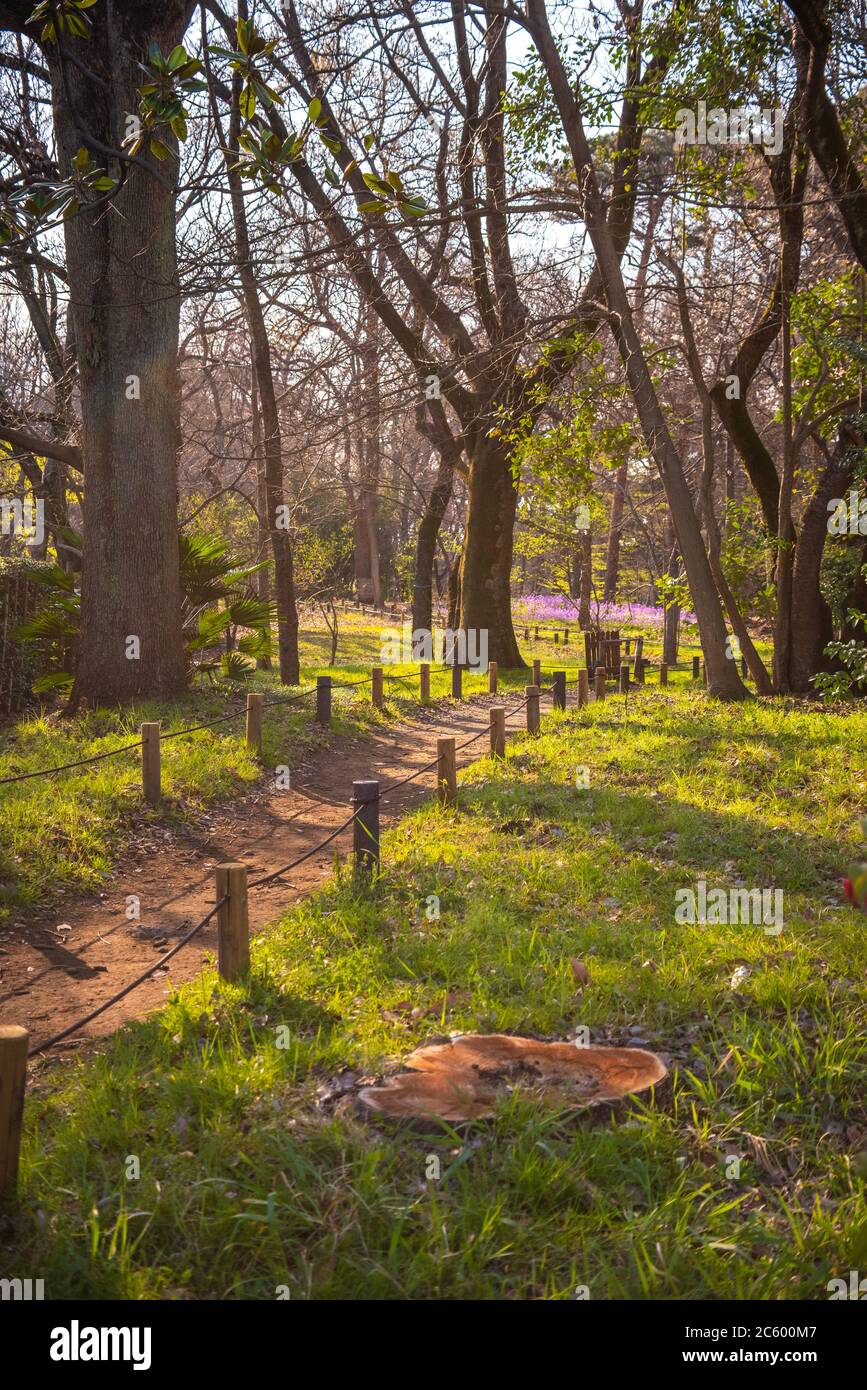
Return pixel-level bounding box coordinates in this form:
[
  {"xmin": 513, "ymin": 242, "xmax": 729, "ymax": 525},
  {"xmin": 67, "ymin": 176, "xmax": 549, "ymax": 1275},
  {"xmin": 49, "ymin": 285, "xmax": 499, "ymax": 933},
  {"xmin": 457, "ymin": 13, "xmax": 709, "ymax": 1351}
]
[
  {"xmin": 149, "ymin": 137, "xmax": 171, "ymax": 161},
  {"xmin": 167, "ymin": 45, "xmax": 189, "ymax": 71},
  {"xmin": 307, "ymin": 97, "xmax": 322, "ymax": 123},
  {"xmin": 357, "ymin": 199, "xmax": 389, "ymax": 213}
]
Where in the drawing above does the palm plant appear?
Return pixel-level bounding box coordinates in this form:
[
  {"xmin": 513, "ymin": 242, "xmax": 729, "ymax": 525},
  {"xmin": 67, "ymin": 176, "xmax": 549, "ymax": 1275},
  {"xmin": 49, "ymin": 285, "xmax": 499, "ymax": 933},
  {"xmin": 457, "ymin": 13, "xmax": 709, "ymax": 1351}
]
[{"xmin": 16, "ymin": 530, "xmax": 275, "ymax": 693}]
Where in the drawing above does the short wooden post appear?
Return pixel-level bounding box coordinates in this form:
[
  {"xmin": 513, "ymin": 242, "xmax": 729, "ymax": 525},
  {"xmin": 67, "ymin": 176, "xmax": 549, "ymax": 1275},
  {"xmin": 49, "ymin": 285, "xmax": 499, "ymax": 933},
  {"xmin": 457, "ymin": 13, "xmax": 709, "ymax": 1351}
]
[
  {"xmin": 552, "ymin": 671, "xmax": 566, "ymax": 710},
  {"xmin": 632, "ymin": 635, "xmax": 644, "ymax": 681},
  {"xmin": 563, "ymin": 629, "xmax": 568, "ymax": 646},
  {"xmin": 488, "ymin": 660, "xmax": 498, "ymax": 694},
  {"xmin": 595, "ymin": 668, "xmax": 606, "ymax": 701},
  {"xmin": 526, "ymin": 684, "xmax": 540, "ymax": 734},
  {"xmin": 532, "ymin": 658, "xmax": 541, "ymax": 686},
  {"xmin": 372, "ymin": 666, "xmax": 384, "ymax": 709},
  {"xmin": 245, "ymin": 692, "xmax": 264, "ymax": 753},
  {"xmin": 352, "ymin": 779, "xmax": 380, "ymax": 877},
  {"xmin": 436, "ymin": 737, "xmax": 457, "ymax": 805},
  {"xmin": 316, "ymin": 675, "xmax": 332, "ymax": 726},
  {"xmin": 692, "ymin": 655, "xmax": 701, "ymax": 680},
  {"xmin": 0, "ymin": 1025, "xmax": 28, "ymax": 1198},
  {"xmin": 451, "ymin": 663, "xmax": 463, "ymax": 699},
  {"xmin": 141, "ymin": 722, "xmax": 161, "ymax": 805},
  {"xmin": 660, "ymin": 662, "xmax": 668, "ymax": 686},
  {"xmin": 636, "ymin": 658, "xmax": 645, "ymax": 685},
  {"xmin": 534, "ymin": 626, "xmax": 539, "ymax": 641},
  {"xmin": 578, "ymin": 669, "xmax": 589, "ymax": 707},
  {"xmin": 490, "ymin": 706, "xmax": 506, "ymax": 758},
  {"xmin": 420, "ymin": 663, "xmax": 431, "ymax": 701},
  {"xmin": 619, "ymin": 663, "xmax": 630, "ymax": 694},
  {"xmin": 554, "ymin": 631, "xmax": 559, "ymax": 645},
  {"xmin": 215, "ymin": 863, "xmax": 250, "ymax": 983}
]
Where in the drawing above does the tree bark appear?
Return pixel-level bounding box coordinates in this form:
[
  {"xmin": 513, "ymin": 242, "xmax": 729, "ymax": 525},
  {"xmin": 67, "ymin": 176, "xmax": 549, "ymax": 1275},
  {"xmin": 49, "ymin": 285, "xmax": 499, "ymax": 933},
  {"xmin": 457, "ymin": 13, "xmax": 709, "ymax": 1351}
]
[
  {"xmin": 458, "ymin": 434, "xmax": 523, "ymax": 667},
  {"xmin": 412, "ymin": 451, "xmax": 455, "ymax": 633},
  {"xmin": 47, "ymin": 3, "xmax": 194, "ymax": 704}
]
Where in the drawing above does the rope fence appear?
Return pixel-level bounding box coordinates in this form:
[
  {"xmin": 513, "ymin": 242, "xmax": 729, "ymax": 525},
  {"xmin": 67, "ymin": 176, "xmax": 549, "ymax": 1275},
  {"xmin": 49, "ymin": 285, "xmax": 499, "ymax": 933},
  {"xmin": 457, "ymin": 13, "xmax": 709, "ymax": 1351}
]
[{"xmin": 0, "ymin": 650, "xmax": 683, "ymax": 1195}]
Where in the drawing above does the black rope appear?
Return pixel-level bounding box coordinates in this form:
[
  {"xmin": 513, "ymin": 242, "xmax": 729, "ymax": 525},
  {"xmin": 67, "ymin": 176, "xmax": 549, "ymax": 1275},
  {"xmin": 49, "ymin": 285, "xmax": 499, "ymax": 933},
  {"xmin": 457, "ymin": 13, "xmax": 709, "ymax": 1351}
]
[{"xmin": 28, "ymin": 896, "xmax": 227, "ymax": 1058}]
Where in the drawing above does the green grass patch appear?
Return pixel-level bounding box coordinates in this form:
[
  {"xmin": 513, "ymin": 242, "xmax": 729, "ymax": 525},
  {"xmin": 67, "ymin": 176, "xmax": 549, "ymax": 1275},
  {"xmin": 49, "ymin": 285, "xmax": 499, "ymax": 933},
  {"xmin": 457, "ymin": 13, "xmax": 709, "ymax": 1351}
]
[{"xmin": 6, "ymin": 686, "xmax": 866, "ymax": 1299}]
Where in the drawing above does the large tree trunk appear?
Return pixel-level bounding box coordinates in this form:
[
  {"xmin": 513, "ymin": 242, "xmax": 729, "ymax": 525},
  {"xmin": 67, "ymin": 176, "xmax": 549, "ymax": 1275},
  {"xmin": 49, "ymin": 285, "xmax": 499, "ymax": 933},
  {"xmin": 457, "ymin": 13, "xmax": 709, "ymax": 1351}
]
[
  {"xmin": 458, "ymin": 435, "xmax": 523, "ymax": 668},
  {"xmin": 49, "ymin": 3, "xmax": 192, "ymax": 704},
  {"xmin": 789, "ymin": 425, "xmax": 856, "ymax": 690},
  {"xmin": 412, "ymin": 452, "xmax": 455, "ymax": 633}
]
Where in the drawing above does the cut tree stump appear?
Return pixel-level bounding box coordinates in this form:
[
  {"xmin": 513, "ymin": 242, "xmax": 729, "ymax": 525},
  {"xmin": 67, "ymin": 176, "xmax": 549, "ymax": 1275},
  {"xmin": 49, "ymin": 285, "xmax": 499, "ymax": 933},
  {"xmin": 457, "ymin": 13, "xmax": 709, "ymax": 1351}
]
[{"xmin": 357, "ymin": 1033, "xmax": 667, "ymax": 1123}]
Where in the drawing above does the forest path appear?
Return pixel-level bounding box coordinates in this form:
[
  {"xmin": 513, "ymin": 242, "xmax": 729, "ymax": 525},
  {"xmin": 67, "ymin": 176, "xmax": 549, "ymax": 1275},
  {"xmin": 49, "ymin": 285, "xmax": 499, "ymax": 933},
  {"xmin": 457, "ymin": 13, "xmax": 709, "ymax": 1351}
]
[{"xmin": 1, "ymin": 690, "xmax": 550, "ymax": 1054}]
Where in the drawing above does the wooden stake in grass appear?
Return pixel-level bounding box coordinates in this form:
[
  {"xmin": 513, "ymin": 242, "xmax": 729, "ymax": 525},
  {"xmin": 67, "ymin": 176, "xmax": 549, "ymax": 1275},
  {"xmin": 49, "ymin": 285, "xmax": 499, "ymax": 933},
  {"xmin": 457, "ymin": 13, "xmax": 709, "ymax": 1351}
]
[
  {"xmin": 563, "ymin": 629, "xmax": 568, "ymax": 646},
  {"xmin": 488, "ymin": 660, "xmax": 498, "ymax": 694},
  {"xmin": 316, "ymin": 676, "xmax": 331, "ymax": 726},
  {"xmin": 451, "ymin": 663, "xmax": 463, "ymax": 699},
  {"xmin": 532, "ymin": 658, "xmax": 541, "ymax": 686},
  {"xmin": 141, "ymin": 722, "xmax": 161, "ymax": 805},
  {"xmin": 595, "ymin": 668, "xmax": 606, "ymax": 701},
  {"xmin": 636, "ymin": 658, "xmax": 645, "ymax": 685},
  {"xmin": 437, "ymin": 737, "xmax": 457, "ymax": 805},
  {"xmin": 554, "ymin": 631, "xmax": 559, "ymax": 645},
  {"xmin": 0, "ymin": 1024, "xmax": 28, "ymax": 1198},
  {"xmin": 420, "ymin": 663, "xmax": 430, "ymax": 701},
  {"xmin": 372, "ymin": 666, "xmax": 384, "ymax": 710},
  {"xmin": 245, "ymin": 692, "xmax": 264, "ymax": 753},
  {"xmin": 660, "ymin": 662, "xmax": 668, "ymax": 686},
  {"xmin": 578, "ymin": 668, "xmax": 589, "ymax": 707},
  {"xmin": 526, "ymin": 684, "xmax": 540, "ymax": 734},
  {"xmin": 619, "ymin": 663, "xmax": 630, "ymax": 694},
  {"xmin": 490, "ymin": 706, "xmax": 506, "ymax": 758},
  {"xmin": 215, "ymin": 863, "xmax": 250, "ymax": 983},
  {"xmin": 552, "ymin": 671, "xmax": 566, "ymax": 710},
  {"xmin": 632, "ymin": 635, "xmax": 644, "ymax": 681},
  {"xmin": 692, "ymin": 656, "xmax": 701, "ymax": 680},
  {"xmin": 352, "ymin": 779, "xmax": 380, "ymax": 878}
]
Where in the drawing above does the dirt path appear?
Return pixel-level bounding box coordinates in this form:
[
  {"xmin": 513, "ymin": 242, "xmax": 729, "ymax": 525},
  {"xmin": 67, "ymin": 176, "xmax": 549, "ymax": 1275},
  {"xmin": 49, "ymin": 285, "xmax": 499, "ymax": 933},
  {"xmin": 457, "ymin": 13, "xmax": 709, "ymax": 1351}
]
[{"xmin": 0, "ymin": 692, "xmax": 543, "ymax": 1054}]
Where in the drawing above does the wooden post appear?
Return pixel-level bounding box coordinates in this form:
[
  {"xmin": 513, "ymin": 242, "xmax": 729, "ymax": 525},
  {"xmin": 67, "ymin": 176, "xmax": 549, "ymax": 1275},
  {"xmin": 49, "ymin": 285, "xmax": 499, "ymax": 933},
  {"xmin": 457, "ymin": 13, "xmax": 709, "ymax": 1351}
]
[
  {"xmin": 563, "ymin": 629, "xmax": 568, "ymax": 645},
  {"xmin": 372, "ymin": 666, "xmax": 384, "ymax": 709},
  {"xmin": 552, "ymin": 671, "xmax": 566, "ymax": 710},
  {"xmin": 490, "ymin": 706, "xmax": 506, "ymax": 758},
  {"xmin": 554, "ymin": 630, "xmax": 559, "ymax": 645},
  {"xmin": 352, "ymin": 779, "xmax": 380, "ymax": 877},
  {"xmin": 316, "ymin": 675, "xmax": 331, "ymax": 726},
  {"xmin": 245, "ymin": 692, "xmax": 264, "ymax": 753},
  {"xmin": 141, "ymin": 722, "xmax": 161, "ymax": 805},
  {"xmin": 534, "ymin": 626, "xmax": 539, "ymax": 641},
  {"xmin": 215, "ymin": 864, "xmax": 250, "ymax": 983},
  {"xmin": 451, "ymin": 663, "xmax": 463, "ymax": 699},
  {"xmin": 632, "ymin": 635, "xmax": 644, "ymax": 681},
  {"xmin": 436, "ymin": 737, "xmax": 457, "ymax": 805},
  {"xmin": 636, "ymin": 658, "xmax": 645, "ymax": 685},
  {"xmin": 692, "ymin": 655, "xmax": 701, "ymax": 680},
  {"xmin": 526, "ymin": 684, "xmax": 540, "ymax": 734},
  {"xmin": 625, "ymin": 637, "xmax": 631, "ymax": 657},
  {"xmin": 420, "ymin": 663, "xmax": 431, "ymax": 701},
  {"xmin": 578, "ymin": 669, "xmax": 589, "ymax": 707},
  {"xmin": 524, "ymin": 627, "xmax": 530, "ymax": 641},
  {"xmin": 0, "ymin": 1025, "xmax": 28, "ymax": 1198},
  {"xmin": 532, "ymin": 658, "xmax": 541, "ymax": 686},
  {"xmin": 488, "ymin": 660, "xmax": 498, "ymax": 694},
  {"xmin": 595, "ymin": 668, "xmax": 606, "ymax": 701},
  {"xmin": 619, "ymin": 663, "xmax": 630, "ymax": 694},
  {"xmin": 660, "ymin": 662, "xmax": 668, "ymax": 686}
]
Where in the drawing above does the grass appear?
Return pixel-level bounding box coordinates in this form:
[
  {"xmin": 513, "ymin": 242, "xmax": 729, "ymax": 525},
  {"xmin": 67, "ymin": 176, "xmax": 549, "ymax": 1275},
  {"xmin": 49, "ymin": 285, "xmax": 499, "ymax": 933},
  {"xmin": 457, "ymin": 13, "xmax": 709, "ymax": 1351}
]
[
  {"xmin": 0, "ymin": 609, "xmax": 706, "ymax": 916},
  {"xmin": 5, "ymin": 684, "xmax": 866, "ymax": 1299}
]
